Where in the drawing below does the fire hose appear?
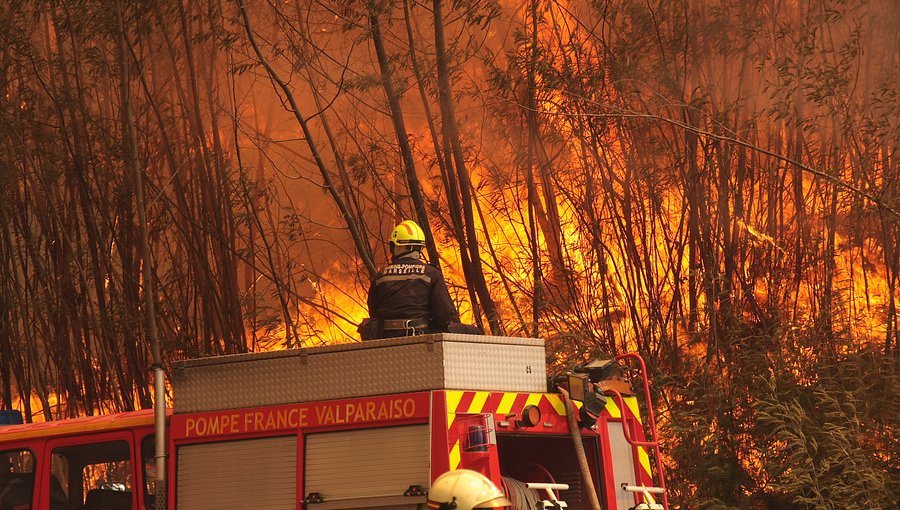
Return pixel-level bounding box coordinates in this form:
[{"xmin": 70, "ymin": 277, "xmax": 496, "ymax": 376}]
[
  {"xmin": 558, "ymin": 387, "xmax": 603, "ymax": 510},
  {"xmin": 502, "ymin": 477, "xmax": 542, "ymax": 509}
]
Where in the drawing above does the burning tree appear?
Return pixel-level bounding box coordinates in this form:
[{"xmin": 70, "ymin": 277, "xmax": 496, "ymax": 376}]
[{"xmin": 0, "ymin": 0, "xmax": 896, "ymax": 507}]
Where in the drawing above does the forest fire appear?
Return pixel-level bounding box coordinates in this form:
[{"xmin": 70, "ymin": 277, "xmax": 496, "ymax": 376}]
[{"xmin": 0, "ymin": 0, "xmax": 896, "ymax": 508}]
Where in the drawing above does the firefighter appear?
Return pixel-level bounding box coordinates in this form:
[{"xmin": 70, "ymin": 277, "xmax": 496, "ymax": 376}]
[
  {"xmin": 426, "ymin": 469, "xmax": 511, "ymax": 510},
  {"xmin": 362, "ymin": 220, "xmax": 459, "ymax": 339}
]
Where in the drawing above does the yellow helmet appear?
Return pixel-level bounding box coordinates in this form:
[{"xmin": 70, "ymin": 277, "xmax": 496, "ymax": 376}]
[
  {"xmin": 390, "ymin": 220, "xmax": 426, "ymax": 248},
  {"xmin": 426, "ymin": 469, "xmax": 511, "ymax": 510}
]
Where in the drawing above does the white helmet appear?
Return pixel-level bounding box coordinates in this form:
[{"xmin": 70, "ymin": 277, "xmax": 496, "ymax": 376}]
[{"xmin": 426, "ymin": 469, "xmax": 511, "ymax": 510}]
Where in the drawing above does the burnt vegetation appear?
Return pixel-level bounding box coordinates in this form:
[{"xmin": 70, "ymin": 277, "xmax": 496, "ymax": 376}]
[{"xmin": 0, "ymin": 0, "xmax": 896, "ymax": 508}]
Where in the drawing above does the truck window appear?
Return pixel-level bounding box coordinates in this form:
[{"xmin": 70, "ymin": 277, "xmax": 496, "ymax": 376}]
[
  {"xmin": 0, "ymin": 449, "xmax": 34, "ymax": 510},
  {"xmin": 50, "ymin": 440, "xmax": 133, "ymax": 510}
]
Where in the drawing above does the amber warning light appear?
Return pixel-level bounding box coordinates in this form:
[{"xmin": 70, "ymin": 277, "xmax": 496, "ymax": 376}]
[{"xmin": 517, "ymin": 405, "xmax": 542, "ymax": 428}]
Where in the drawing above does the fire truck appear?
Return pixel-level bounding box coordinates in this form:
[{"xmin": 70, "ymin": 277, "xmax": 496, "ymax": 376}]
[{"xmin": 0, "ymin": 334, "xmax": 668, "ymax": 510}]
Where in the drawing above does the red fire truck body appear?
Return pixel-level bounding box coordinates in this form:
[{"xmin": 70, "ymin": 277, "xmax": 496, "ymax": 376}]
[{"xmin": 0, "ymin": 334, "xmax": 667, "ymax": 510}]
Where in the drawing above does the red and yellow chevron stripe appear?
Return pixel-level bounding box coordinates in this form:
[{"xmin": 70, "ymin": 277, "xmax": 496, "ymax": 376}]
[{"xmin": 441, "ymin": 390, "xmax": 653, "ymax": 481}]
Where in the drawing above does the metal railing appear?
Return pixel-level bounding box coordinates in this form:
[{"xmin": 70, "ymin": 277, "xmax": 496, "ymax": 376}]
[{"xmin": 610, "ymin": 352, "xmax": 670, "ymax": 510}]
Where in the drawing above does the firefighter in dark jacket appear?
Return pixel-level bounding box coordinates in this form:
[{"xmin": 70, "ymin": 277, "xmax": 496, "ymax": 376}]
[{"xmin": 364, "ymin": 220, "xmax": 459, "ymax": 338}]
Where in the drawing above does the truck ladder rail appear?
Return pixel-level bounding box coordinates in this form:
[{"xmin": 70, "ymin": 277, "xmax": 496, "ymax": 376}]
[
  {"xmin": 622, "ymin": 485, "xmax": 665, "ymax": 494},
  {"xmin": 628, "ymin": 486, "xmax": 665, "ymax": 510},
  {"xmin": 612, "ymin": 352, "xmax": 670, "ymax": 510},
  {"xmin": 525, "ymin": 482, "xmax": 570, "ymax": 509},
  {"xmin": 621, "ymin": 482, "xmax": 665, "ymax": 510},
  {"xmin": 606, "ymin": 388, "xmax": 656, "ymax": 448}
]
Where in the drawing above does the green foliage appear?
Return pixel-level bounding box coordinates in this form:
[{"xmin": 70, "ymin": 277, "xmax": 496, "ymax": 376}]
[
  {"xmin": 660, "ymin": 326, "xmax": 898, "ymax": 509},
  {"xmin": 752, "ymin": 353, "xmax": 897, "ymax": 509},
  {"xmin": 660, "ymin": 367, "xmax": 755, "ymax": 509}
]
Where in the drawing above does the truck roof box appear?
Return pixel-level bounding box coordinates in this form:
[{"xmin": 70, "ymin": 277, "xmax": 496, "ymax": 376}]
[{"xmin": 172, "ymin": 333, "xmax": 546, "ymax": 413}]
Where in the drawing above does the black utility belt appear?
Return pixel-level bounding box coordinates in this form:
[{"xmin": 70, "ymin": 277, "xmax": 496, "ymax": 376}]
[{"xmin": 382, "ymin": 318, "xmax": 429, "ymax": 330}]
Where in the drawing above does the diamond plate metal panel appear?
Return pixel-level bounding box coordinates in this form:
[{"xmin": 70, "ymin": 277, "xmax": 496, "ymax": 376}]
[
  {"xmin": 174, "ymin": 334, "xmax": 546, "ymax": 413},
  {"xmin": 442, "ymin": 341, "xmax": 546, "ymax": 392},
  {"xmin": 439, "ymin": 333, "xmax": 544, "ymax": 347}
]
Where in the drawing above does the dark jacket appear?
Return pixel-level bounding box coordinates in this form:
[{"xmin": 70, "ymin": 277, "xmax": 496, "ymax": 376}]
[{"xmin": 367, "ymin": 254, "xmax": 459, "ymax": 331}]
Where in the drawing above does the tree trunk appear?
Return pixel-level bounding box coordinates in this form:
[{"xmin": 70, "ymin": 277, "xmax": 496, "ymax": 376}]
[
  {"xmin": 432, "ymin": 0, "xmax": 500, "ymax": 334},
  {"xmin": 368, "ymin": 7, "xmax": 440, "ymax": 267},
  {"xmin": 525, "ymin": 0, "xmax": 543, "ymax": 337},
  {"xmin": 236, "ymin": 0, "xmax": 377, "ymax": 279}
]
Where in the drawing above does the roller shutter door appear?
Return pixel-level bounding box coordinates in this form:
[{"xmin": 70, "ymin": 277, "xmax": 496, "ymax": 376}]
[
  {"xmin": 304, "ymin": 425, "xmax": 429, "ymax": 509},
  {"xmin": 177, "ymin": 435, "xmax": 297, "ymax": 510}
]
